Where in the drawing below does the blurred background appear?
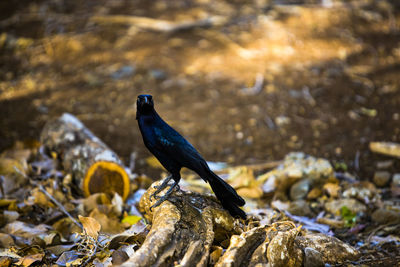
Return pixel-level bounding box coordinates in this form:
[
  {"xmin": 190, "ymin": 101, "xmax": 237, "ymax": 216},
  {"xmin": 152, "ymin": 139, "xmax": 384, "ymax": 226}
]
[{"xmin": 1, "ymin": 0, "xmax": 400, "ymax": 178}]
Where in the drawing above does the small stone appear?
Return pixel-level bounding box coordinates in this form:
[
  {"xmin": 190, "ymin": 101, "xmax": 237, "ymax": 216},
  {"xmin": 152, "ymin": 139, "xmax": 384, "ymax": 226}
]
[
  {"xmin": 392, "ymin": 173, "xmax": 400, "ymax": 187},
  {"xmin": 371, "ymin": 208, "xmax": 400, "ymax": 224},
  {"xmin": 342, "ymin": 182, "xmax": 378, "ymax": 204},
  {"xmin": 323, "ymin": 183, "xmax": 341, "ymax": 198},
  {"xmin": 303, "ymin": 247, "xmax": 324, "ymax": 267},
  {"xmin": 290, "ymin": 179, "xmax": 311, "ymax": 200},
  {"xmin": 373, "ymin": 171, "xmax": 391, "ymax": 187},
  {"xmin": 275, "ymin": 115, "xmax": 291, "ymax": 127},
  {"xmin": 325, "ymin": 199, "xmax": 367, "ymax": 216},
  {"xmin": 111, "ymin": 65, "xmax": 135, "ymax": 80},
  {"xmin": 149, "ymin": 69, "xmax": 167, "ymax": 80},
  {"xmin": 0, "ymin": 233, "xmax": 14, "ymax": 247},
  {"xmin": 307, "ymin": 188, "xmax": 322, "ymax": 200},
  {"xmin": 296, "ymin": 233, "xmax": 359, "ymax": 264},
  {"xmin": 376, "ymin": 160, "xmax": 393, "ymax": 169},
  {"xmin": 288, "ymin": 200, "xmax": 313, "ymax": 217}
]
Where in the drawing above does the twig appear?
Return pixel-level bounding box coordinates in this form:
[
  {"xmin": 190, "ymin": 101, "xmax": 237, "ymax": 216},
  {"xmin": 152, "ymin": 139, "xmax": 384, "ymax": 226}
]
[
  {"xmin": 13, "ymin": 166, "xmax": 83, "ymax": 230},
  {"xmin": 38, "ymin": 184, "xmax": 83, "ymax": 230},
  {"xmin": 82, "ymin": 235, "xmax": 99, "ymax": 266}
]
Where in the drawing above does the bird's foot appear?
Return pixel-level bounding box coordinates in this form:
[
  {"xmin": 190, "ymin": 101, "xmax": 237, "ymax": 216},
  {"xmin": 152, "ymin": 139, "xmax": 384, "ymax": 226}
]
[
  {"xmin": 150, "ymin": 180, "xmax": 179, "ymax": 210},
  {"xmin": 150, "ymin": 175, "xmax": 173, "ymax": 201}
]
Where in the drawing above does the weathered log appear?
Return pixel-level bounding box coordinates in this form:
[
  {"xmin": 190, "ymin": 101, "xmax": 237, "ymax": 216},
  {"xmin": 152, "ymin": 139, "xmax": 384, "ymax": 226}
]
[
  {"xmin": 125, "ymin": 180, "xmax": 360, "ymax": 266},
  {"xmin": 121, "ymin": 180, "xmax": 243, "ymax": 267},
  {"xmin": 40, "ymin": 113, "xmax": 130, "ymax": 200}
]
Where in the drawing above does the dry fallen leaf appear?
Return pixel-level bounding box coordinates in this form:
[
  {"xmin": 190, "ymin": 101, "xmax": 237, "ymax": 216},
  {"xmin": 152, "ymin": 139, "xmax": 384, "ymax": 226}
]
[
  {"xmin": 78, "ymin": 215, "xmax": 101, "ymax": 239},
  {"xmin": 15, "ymin": 253, "xmax": 44, "ymax": 267},
  {"xmin": 89, "ymin": 208, "xmax": 125, "ymax": 234}
]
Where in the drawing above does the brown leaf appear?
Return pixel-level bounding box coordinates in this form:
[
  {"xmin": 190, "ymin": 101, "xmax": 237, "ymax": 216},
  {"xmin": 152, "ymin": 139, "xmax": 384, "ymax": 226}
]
[
  {"xmin": 78, "ymin": 215, "xmax": 101, "ymax": 239},
  {"xmin": 15, "ymin": 253, "xmax": 44, "ymax": 267},
  {"xmin": 3, "ymin": 221, "xmax": 50, "ymax": 239},
  {"xmin": 89, "ymin": 208, "xmax": 125, "ymax": 234}
]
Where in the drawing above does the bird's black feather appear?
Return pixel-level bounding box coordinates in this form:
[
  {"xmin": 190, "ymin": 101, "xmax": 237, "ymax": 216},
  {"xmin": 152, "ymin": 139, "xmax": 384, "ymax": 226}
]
[{"xmin": 136, "ymin": 94, "xmax": 246, "ymax": 219}]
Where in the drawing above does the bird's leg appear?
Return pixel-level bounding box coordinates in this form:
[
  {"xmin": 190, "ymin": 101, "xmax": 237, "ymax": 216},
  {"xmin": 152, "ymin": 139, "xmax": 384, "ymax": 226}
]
[
  {"xmin": 150, "ymin": 175, "xmax": 173, "ymax": 200},
  {"xmin": 150, "ymin": 180, "xmax": 179, "ymax": 210}
]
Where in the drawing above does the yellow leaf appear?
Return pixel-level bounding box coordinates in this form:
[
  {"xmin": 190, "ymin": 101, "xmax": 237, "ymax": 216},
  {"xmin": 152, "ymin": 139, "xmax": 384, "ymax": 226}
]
[
  {"xmin": 78, "ymin": 215, "xmax": 101, "ymax": 239},
  {"xmin": 122, "ymin": 215, "xmax": 142, "ymax": 225}
]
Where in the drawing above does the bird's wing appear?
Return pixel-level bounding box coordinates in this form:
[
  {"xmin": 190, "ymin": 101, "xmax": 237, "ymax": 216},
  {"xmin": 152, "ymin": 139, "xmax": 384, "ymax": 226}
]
[{"xmin": 153, "ymin": 125, "xmax": 206, "ymax": 170}]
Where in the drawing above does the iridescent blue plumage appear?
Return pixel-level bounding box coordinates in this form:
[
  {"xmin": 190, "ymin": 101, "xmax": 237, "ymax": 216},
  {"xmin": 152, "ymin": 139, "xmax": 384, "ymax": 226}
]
[{"xmin": 136, "ymin": 94, "xmax": 246, "ymax": 219}]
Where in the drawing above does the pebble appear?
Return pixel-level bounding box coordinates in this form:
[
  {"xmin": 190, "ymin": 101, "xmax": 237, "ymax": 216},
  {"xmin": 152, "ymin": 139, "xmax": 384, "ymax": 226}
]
[
  {"xmin": 288, "ymin": 200, "xmax": 313, "ymax": 217},
  {"xmin": 373, "ymin": 171, "xmax": 391, "ymax": 187},
  {"xmin": 371, "ymin": 208, "xmax": 400, "ymax": 224},
  {"xmin": 290, "ymin": 179, "xmax": 311, "ymax": 200},
  {"xmin": 307, "ymin": 188, "xmax": 322, "ymax": 200},
  {"xmin": 111, "ymin": 65, "xmax": 136, "ymax": 79},
  {"xmin": 392, "ymin": 173, "xmax": 400, "ymax": 187},
  {"xmin": 325, "ymin": 198, "xmax": 367, "ymax": 215},
  {"xmin": 376, "ymin": 160, "xmax": 393, "ymax": 169},
  {"xmin": 323, "ymin": 183, "xmax": 341, "ymax": 198}
]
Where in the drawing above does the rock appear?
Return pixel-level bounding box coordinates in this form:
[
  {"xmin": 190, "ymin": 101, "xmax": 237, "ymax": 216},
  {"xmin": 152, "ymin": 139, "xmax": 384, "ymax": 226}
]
[
  {"xmin": 288, "ymin": 200, "xmax": 313, "ymax": 217},
  {"xmin": 307, "ymin": 188, "xmax": 322, "ymax": 200},
  {"xmin": 373, "ymin": 171, "xmax": 391, "ymax": 187},
  {"xmin": 290, "ymin": 179, "xmax": 311, "ymax": 200},
  {"xmin": 392, "ymin": 173, "xmax": 400, "ymax": 187},
  {"xmin": 275, "ymin": 115, "xmax": 291, "ymax": 127},
  {"xmin": 261, "ymin": 175, "xmax": 278, "ymax": 193},
  {"xmin": 267, "ymin": 228, "xmax": 303, "ymax": 267},
  {"xmin": 371, "ymin": 208, "xmax": 400, "ymax": 224},
  {"xmin": 0, "ymin": 233, "xmax": 14, "ymax": 247},
  {"xmin": 111, "ymin": 65, "xmax": 136, "ymax": 79},
  {"xmin": 258, "ymin": 153, "xmax": 334, "ymax": 196},
  {"xmin": 149, "ymin": 69, "xmax": 167, "ymax": 80},
  {"xmin": 296, "ymin": 233, "xmax": 359, "ymax": 264},
  {"xmin": 342, "ymin": 182, "xmax": 378, "ymax": 204},
  {"xmin": 271, "ymin": 200, "xmax": 290, "ymax": 211},
  {"xmin": 325, "ymin": 199, "xmax": 366, "ymax": 215},
  {"xmin": 216, "ymin": 226, "xmax": 267, "ymax": 267},
  {"xmin": 376, "ymin": 160, "xmax": 393, "ymax": 169},
  {"xmin": 391, "ymin": 174, "xmax": 400, "ymax": 197},
  {"xmin": 303, "ymin": 247, "xmax": 324, "ymax": 267},
  {"xmin": 323, "ymin": 183, "xmax": 341, "ymax": 198}
]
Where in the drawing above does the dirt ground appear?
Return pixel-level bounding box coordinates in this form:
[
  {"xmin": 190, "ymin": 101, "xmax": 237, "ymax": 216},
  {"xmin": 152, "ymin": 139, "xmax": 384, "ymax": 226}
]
[{"xmin": 1, "ymin": 0, "xmax": 400, "ymax": 178}]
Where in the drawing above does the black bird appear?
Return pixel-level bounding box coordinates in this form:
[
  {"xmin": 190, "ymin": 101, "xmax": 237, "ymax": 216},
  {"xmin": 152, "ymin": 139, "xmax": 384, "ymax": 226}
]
[{"xmin": 136, "ymin": 94, "xmax": 246, "ymax": 219}]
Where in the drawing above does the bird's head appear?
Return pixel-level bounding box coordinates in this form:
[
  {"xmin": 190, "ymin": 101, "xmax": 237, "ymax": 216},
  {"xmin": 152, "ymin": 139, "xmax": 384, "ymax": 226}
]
[{"xmin": 136, "ymin": 94, "xmax": 154, "ymax": 118}]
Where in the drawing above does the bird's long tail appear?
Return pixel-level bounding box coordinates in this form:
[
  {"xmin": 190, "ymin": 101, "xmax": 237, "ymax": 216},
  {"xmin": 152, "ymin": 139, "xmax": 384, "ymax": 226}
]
[{"xmin": 204, "ymin": 169, "xmax": 246, "ymax": 219}]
